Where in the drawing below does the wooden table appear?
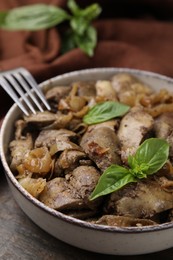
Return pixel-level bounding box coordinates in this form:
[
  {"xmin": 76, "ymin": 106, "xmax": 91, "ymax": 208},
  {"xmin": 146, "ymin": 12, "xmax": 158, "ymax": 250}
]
[{"xmin": 1, "ymin": 170, "xmax": 173, "ymax": 260}]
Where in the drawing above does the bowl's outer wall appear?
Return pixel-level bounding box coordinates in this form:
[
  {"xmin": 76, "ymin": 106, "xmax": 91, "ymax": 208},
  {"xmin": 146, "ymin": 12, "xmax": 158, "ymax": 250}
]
[
  {"xmin": 1, "ymin": 68, "xmax": 173, "ymax": 255},
  {"xmin": 6, "ymin": 176, "xmax": 173, "ymax": 255}
]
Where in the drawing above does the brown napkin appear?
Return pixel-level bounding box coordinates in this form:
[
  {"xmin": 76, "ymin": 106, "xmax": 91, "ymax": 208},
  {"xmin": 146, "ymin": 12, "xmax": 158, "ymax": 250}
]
[{"xmin": 1, "ymin": 0, "xmax": 173, "ymax": 119}]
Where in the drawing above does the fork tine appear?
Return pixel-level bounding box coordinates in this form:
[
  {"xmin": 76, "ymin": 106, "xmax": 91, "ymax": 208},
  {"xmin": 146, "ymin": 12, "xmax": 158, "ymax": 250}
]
[
  {"xmin": 4, "ymin": 73, "xmax": 37, "ymax": 115},
  {"xmin": 0, "ymin": 68, "xmax": 51, "ymax": 116},
  {"xmin": 0, "ymin": 75, "xmax": 29, "ymax": 116},
  {"xmin": 19, "ymin": 68, "xmax": 51, "ymax": 111},
  {"xmin": 13, "ymin": 71, "xmax": 44, "ymax": 113}
]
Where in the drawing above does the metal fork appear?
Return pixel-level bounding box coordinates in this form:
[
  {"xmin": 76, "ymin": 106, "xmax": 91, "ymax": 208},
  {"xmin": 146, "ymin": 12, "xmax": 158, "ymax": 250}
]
[{"xmin": 0, "ymin": 67, "xmax": 51, "ymax": 116}]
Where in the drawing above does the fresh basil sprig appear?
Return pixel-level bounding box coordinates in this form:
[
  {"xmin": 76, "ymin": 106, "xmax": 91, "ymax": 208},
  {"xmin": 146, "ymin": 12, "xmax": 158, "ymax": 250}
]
[
  {"xmin": 68, "ymin": 0, "xmax": 101, "ymax": 36},
  {"xmin": 83, "ymin": 101, "xmax": 130, "ymax": 125},
  {"xmin": 61, "ymin": 0, "xmax": 101, "ymax": 56},
  {"xmin": 90, "ymin": 138, "xmax": 169, "ymax": 200},
  {"xmin": 0, "ymin": 0, "xmax": 102, "ymax": 57}
]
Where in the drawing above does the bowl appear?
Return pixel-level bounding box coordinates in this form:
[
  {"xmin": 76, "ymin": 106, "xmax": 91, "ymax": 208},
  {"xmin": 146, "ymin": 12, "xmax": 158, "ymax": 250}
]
[{"xmin": 1, "ymin": 68, "xmax": 173, "ymax": 256}]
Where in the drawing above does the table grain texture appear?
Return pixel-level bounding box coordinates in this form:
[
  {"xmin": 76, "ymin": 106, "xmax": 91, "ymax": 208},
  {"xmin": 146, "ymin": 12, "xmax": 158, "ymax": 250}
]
[{"xmin": 1, "ymin": 169, "xmax": 173, "ymax": 260}]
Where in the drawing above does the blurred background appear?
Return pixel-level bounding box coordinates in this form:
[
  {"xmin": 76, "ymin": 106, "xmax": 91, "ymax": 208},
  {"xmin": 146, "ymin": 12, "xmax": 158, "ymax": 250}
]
[{"xmin": 0, "ymin": 0, "xmax": 173, "ymax": 118}]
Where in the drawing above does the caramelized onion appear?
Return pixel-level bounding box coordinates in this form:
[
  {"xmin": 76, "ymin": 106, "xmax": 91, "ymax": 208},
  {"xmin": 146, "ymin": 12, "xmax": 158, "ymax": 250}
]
[
  {"xmin": 145, "ymin": 103, "xmax": 173, "ymax": 117},
  {"xmin": 23, "ymin": 147, "xmax": 52, "ymax": 176},
  {"xmin": 19, "ymin": 176, "xmax": 46, "ymax": 198}
]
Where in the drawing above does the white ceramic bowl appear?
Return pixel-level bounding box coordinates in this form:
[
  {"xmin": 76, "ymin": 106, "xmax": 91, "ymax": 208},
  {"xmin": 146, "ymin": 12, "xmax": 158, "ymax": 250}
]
[{"xmin": 1, "ymin": 68, "xmax": 173, "ymax": 255}]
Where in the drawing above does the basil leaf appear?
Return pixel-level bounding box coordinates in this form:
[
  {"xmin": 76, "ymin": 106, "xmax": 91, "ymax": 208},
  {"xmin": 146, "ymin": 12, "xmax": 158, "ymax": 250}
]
[
  {"xmin": 67, "ymin": 0, "xmax": 80, "ymax": 15},
  {"xmin": 61, "ymin": 25, "xmax": 96, "ymax": 56},
  {"xmin": 128, "ymin": 155, "xmax": 138, "ymax": 169},
  {"xmin": 74, "ymin": 25, "xmax": 97, "ymax": 57},
  {"xmin": 69, "ymin": 3, "xmax": 102, "ymax": 35},
  {"xmin": 131, "ymin": 138, "xmax": 169, "ymax": 175},
  {"xmin": 83, "ymin": 101, "xmax": 130, "ymax": 125},
  {"xmin": 1, "ymin": 4, "xmax": 70, "ymax": 30},
  {"xmin": 68, "ymin": 0, "xmax": 101, "ymax": 20},
  {"xmin": 90, "ymin": 165, "xmax": 136, "ymax": 200},
  {"xmin": 70, "ymin": 16, "xmax": 89, "ymax": 36},
  {"xmin": 78, "ymin": 3, "xmax": 102, "ymax": 21}
]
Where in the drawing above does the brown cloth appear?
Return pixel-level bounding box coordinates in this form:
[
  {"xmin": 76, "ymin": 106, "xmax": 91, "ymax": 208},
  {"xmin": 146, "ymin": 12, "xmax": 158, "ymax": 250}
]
[{"xmin": 1, "ymin": 0, "xmax": 173, "ymax": 119}]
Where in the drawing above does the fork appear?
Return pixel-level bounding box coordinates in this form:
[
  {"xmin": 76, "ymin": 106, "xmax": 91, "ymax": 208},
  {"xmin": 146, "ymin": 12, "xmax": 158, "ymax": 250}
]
[{"xmin": 0, "ymin": 67, "xmax": 51, "ymax": 116}]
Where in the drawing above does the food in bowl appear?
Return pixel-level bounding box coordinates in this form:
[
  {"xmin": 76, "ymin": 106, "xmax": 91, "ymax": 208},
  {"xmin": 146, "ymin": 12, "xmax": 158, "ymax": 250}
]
[{"xmin": 8, "ymin": 71, "xmax": 173, "ymax": 228}]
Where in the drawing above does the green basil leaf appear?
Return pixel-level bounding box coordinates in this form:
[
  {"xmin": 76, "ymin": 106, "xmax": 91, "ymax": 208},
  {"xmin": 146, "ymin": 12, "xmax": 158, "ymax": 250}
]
[
  {"xmin": 83, "ymin": 101, "xmax": 130, "ymax": 125},
  {"xmin": 128, "ymin": 155, "xmax": 137, "ymax": 169},
  {"xmin": 61, "ymin": 26, "xmax": 96, "ymax": 56},
  {"xmin": 131, "ymin": 138, "xmax": 169, "ymax": 176},
  {"xmin": 74, "ymin": 25, "xmax": 97, "ymax": 57},
  {"xmin": 1, "ymin": 4, "xmax": 70, "ymax": 30},
  {"xmin": 77, "ymin": 3, "xmax": 102, "ymax": 21},
  {"xmin": 68, "ymin": 0, "xmax": 101, "ymax": 20},
  {"xmin": 90, "ymin": 165, "xmax": 136, "ymax": 200},
  {"xmin": 70, "ymin": 16, "xmax": 89, "ymax": 36},
  {"xmin": 68, "ymin": 1, "xmax": 102, "ymax": 35},
  {"xmin": 67, "ymin": 0, "xmax": 80, "ymax": 15}
]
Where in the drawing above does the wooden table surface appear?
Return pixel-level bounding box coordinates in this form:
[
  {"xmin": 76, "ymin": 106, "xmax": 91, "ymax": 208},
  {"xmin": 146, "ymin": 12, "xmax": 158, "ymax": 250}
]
[{"xmin": 1, "ymin": 169, "xmax": 173, "ymax": 260}]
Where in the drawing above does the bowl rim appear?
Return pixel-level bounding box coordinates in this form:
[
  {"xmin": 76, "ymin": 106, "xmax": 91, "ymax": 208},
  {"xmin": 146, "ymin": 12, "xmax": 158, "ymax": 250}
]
[{"xmin": 1, "ymin": 67, "xmax": 173, "ymax": 234}]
